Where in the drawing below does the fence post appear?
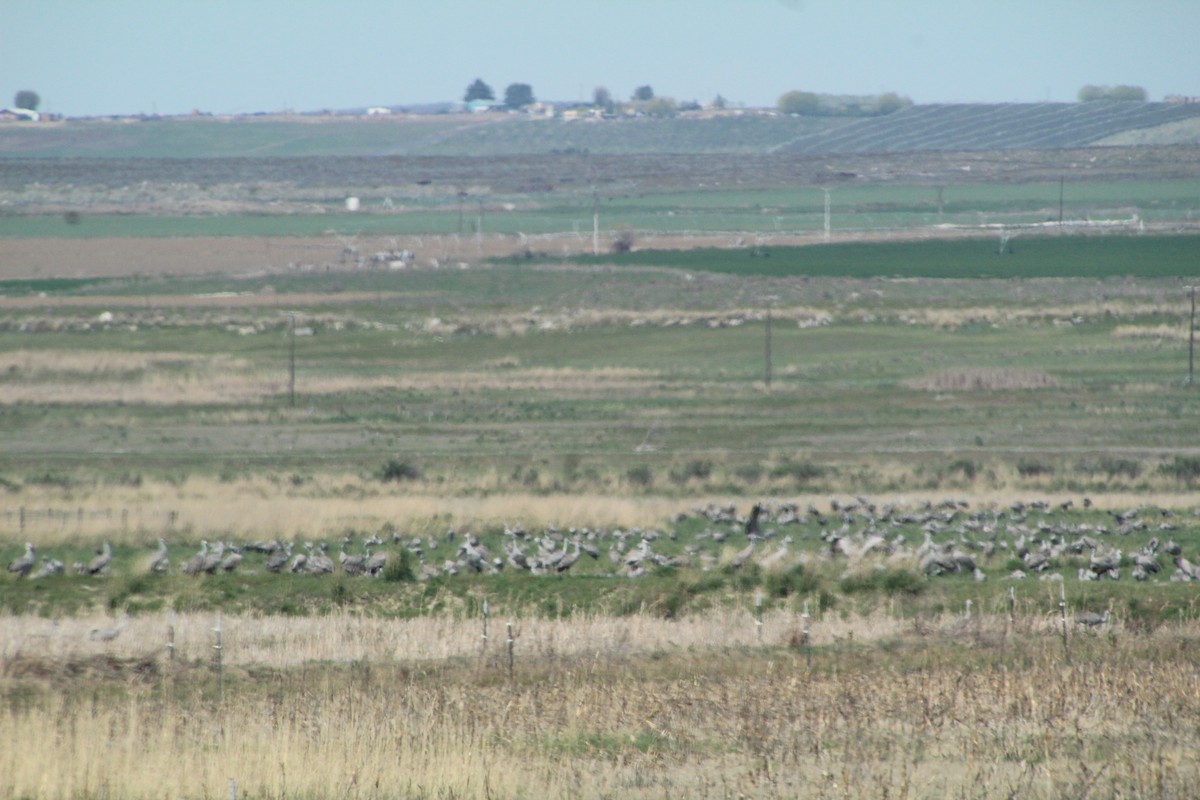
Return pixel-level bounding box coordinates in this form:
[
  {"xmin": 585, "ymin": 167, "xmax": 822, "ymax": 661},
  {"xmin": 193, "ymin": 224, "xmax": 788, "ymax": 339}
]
[
  {"xmin": 802, "ymin": 599, "xmax": 812, "ymax": 668},
  {"xmin": 755, "ymin": 591, "xmax": 764, "ymax": 643},
  {"xmin": 167, "ymin": 610, "xmax": 176, "ymax": 661},
  {"xmin": 506, "ymin": 620, "xmax": 514, "ymax": 678},
  {"xmin": 1058, "ymin": 583, "xmax": 1070, "ymax": 660},
  {"xmin": 214, "ymin": 612, "xmax": 224, "ymax": 701},
  {"xmin": 481, "ymin": 598, "xmax": 489, "ymax": 653}
]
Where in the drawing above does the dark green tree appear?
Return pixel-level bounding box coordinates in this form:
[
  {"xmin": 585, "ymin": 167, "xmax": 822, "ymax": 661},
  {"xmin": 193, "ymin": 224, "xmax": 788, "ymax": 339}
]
[
  {"xmin": 593, "ymin": 86, "xmax": 613, "ymax": 110},
  {"xmin": 632, "ymin": 85, "xmax": 655, "ymax": 101},
  {"xmin": 1108, "ymin": 84, "xmax": 1148, "ymax": 101},
  {"xmin": 13, "ymin": 90, "xmax": 40, "ymax": 111},
  {"xmin": 463, "ymin": 78, "xmax": 495, "ymax": 103},
  {"xmin": 503, "ymin": 82, "xmax": 535, "ymax": 108},
  {"xmin": 778, "ymin": 90, "xmax": 819, "ymax": 115},
  {"xmin": 1079, "ymin": 84, "xmax": 1148, "ymax": 102},
  {"xmin": 876, "ymin": 92, "xmax": 912, "ymax": 114}
]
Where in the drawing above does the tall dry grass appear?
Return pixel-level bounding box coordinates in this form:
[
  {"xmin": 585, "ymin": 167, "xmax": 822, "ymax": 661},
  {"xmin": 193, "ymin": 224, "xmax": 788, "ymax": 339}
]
[
  {"xmin": 3, "ymin": 608, "xmax": 1199, "ymax": 799},
  {"xmin": 6, "ymin": 476, "xmax": 1200, "ymax": 548}
]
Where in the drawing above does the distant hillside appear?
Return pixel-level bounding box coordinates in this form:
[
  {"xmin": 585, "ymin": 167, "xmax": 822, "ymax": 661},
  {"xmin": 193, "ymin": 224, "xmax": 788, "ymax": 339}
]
[{"xmin": 1, "ymin": 103, "xmax": 1199, "ymax": 159}]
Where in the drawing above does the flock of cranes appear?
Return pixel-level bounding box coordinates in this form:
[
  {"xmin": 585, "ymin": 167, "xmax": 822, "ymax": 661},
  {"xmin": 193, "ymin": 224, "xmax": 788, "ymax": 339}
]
[{"xmin": 7, "ymin": 499, "xmax": 1200, "ymax": 619}]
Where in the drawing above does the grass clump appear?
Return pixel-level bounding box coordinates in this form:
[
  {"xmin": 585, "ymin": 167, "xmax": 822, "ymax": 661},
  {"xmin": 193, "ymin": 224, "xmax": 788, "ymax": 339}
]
[{"xmin": 380, "ymin": 458, "xmax": 423, "ymax": 482}]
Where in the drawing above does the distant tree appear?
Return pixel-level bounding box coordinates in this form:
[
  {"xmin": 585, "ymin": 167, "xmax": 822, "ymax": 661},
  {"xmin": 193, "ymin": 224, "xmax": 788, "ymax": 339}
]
[
  {"xmin": 632, "ymin": 85, "xmax": 655, "ymax": 102},
  {"xmin": 1109, "ymin": 84, "xmax": 1148, "ymax": 102},
  {"xmin": 1078, "ymin": 84, "xmax": 1148, "ymax": 102},
  {"xmin": 641, "ymin": 97, "xmax": 678, "ymax": 117},
  {"xmin": 464, "ymin": 78, "xmax": 495, "ymax": 103},
  {"xmin": 504, "ymin": 82, "xmax": 536, "ymax": 108},
  {"xmin": 711, "ymin": 94, "xmax": 727, "ymax": 110},
  {"xmin": 13, "ymin": 90, "xmax": 39, "ymax": 111},
  {"xmin": 875, "ymin": 92, "xmax": 913, "ymax": 115},
  {"xmin": 592, "ymin": 86, "xmax": 613, "ymax": 110},
  {"xmin": 778, "ymin": 90, "xmax": 820, "ymax": 115}
]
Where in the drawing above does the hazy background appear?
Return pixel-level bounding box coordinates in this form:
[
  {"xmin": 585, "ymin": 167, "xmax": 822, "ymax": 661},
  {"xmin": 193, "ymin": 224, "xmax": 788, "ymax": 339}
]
[{"xmin": 4, "ymin": 0, "xmax": 1198, "ymax": 116}]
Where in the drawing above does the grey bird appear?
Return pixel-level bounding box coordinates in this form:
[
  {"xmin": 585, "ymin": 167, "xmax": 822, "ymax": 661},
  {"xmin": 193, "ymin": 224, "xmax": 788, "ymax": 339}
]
[
  {"xmin": 145, "ymin": 538, "xmax": 170, "ymax": 573},
  {"xmin": 83, "ymin": 541, "xmax": 112, "ymax": 576},
  {"xmin": 8, "ymin": 542, "xmax": 35, "ymax": 578},
  {"xmin": 89, "ymin": 614, "xmax": 129, "ymax": 642},
  {"xmin": 1075, "ymin": 610, "xmax": 1109, "ymax": 628}
]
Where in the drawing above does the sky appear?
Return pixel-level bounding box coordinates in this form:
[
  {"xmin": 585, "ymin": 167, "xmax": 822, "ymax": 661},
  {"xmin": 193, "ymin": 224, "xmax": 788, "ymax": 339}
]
[{"xmin": 3, "ymin": 0, "xmax": 1199, "ymax": 117}]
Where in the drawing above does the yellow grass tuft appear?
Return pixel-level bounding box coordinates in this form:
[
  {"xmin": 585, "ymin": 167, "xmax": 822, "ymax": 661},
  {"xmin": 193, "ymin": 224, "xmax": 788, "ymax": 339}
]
[{"xmin": 907, "ymin": 367, "xmax": 1059, "ymax": 391}]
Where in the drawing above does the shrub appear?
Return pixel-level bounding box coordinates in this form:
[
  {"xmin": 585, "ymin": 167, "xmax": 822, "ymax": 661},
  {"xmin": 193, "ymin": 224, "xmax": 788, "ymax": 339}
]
[
  {"xmin": 769, "ymin": 460, "xmax": 824, "ymax": 483},
  {"xmin": 1016, "ymin": 459, "xmax": 1053, "ymax": 477},
  {"xmin": 734, "ymin": 464, "xmax": 764, "ymax": 483},
  {"xmin": 626, "ymin": 465, "xmax": 654, "ymax": 488},
  {"xmin": 1159, "ymin": 456, "xmax": 1200, "ymax": 484},
  {"xmin": 948, "ymin": 459, "xmax": 978, "ymax": 480},
  {"xmin": 670, "ymin": 460, "xmax": 712, "ymax": 483},
  {"xmin": 382, "ymin": 549, "xmax": 416, "ymax": 583},
  {"xmin": 380, "ymin": 458, "xmax": 423, "ymax": 482},
  {"xmin": 840, "ymin": 568, "xmax": 924, "ymax": 595},
  {"xmin": 763, "ymin": 564, "xmax": 818, "ymax": 598}
]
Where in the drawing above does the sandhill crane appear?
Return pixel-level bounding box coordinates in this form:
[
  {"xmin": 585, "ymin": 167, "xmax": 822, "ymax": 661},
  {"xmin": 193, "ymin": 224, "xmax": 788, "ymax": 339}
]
[
  {"xmin": 729, "ymin": 539, "xmax": 757, "ymax": 570},
  {"xmin": 745, "ymin": 502, "xmax": 765, "ymax": 536},
  {"xmin": 759, "ymin": 536, "xmax": 792, "ymax": 570},
  {"xmin": 265, "ymin": 543, "xmax": 291, "ymax": 573},
  {"xmin": 1133, "ymin": 552, "xmax": 1161, "ymax": 575},
  {"xmin": 219, "ymin": 546, "xmax": 243, "ymax": 573},
  {"xmin": 506, "ymin": 543, "xmax": 531, "ymax": 571},
  {"xmin": 181, "ymin": 541, "xmax": 209, "ymax": 575},
  {"xmin": 1075, "ymin": 609, "xmax": 1109, "ymax": 628},
  {"xmin": 339, "ymin": 542, "xmax": 367, "ymax": 576},
  {"xmin": 83, "ymin": 541, "xmax": 112, "ymax": 576},
  {"xmin": 145, "ymin": 538, "xmax": 170, "ymax": 573},
  {"xmin": 1174, "ymin": 555, "xmax": 1200, "ymax": 581},
  {"xmin": 1089, "ymin": 549, "xmax": 1121, "ymax": 576},
  {"xmin": 288, "ymin": 547, "xmax": 310, "ymax": 573},
  {"xmin": 307, "ymin": 542, "xmax": 334, "ymax": 574},
  {"xmin": 364, "ymin": 549, "xmax": 387, "ymax": 576},
  {"xmin": 555, "ymin": 540, "xmax": 582, "ymax": 574},
  {"xmin": 8, "ymin": 542, "xmax": 35, "ymax": 578},
  {"xmin": 200, "ymin": 541, "xmax": 226, "ymax": 574},
  {"xmin": 30, "ymin": 556, "xmax": 65, "ymax": 579},
  {"xmin": 89, "ymin": 614, "xmax": 129, "ymax": 642}
]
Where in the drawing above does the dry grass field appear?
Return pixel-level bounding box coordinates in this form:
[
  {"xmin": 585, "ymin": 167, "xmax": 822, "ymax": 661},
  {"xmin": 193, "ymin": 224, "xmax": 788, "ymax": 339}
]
[{"xmin": 3, "ymin": 607, "xmax": 1200, "ymax": 799}]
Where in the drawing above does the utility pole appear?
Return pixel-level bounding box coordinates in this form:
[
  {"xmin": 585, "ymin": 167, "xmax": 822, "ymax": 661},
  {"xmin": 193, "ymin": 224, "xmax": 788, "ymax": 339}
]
[
  {"xmin": 1189, "ymin": 285, "xmax": 1196, "ymax": 386},
  {"xmin": 822, "ymin": 188, "xmax": 832, "ymax": 243},
  {"xmin": 288, "ymin": 314, "xmax": 296, "ymax": 408},
  {"xmin": 592, "ymin": 187, "xmax": 600, "ymax": 256},
  {"xmin": 762, "ymin": 295, "xmax": 778, "ymax": 389},
  {"xmin": 477, "ymin": 199, "xmax": 485, "ymax": 255},
  {"xmin": 1058, "ymin": 176, "xmax": 1065, "ymax": 226},
  {"xmin": 764, "ymin": 307, "xmax": 773, "ymax": 388}
]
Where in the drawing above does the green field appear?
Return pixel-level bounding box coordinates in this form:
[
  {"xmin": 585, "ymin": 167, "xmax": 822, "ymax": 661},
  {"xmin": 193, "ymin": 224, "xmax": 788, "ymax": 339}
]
[{"xmin": 569, "ymin": 232, "xmax": 1200, "ymax": 279}]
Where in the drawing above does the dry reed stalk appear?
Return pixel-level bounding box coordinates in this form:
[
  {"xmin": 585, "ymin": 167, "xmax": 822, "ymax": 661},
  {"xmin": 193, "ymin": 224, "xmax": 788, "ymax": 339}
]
[
  {"xmin": 906, "ymin": 367, "xmax": 1059, "ymax": 392},
  {"xmin": 4, "ymin": 620, "xmax": 1200, "ymax": 799}
]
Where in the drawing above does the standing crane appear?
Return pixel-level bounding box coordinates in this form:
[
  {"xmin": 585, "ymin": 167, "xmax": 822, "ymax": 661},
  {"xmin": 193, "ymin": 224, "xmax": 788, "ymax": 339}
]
[
  {"xmin": 145, "ymin": 538, "xmax": 170, "ymax": 573},
  {"xmin": 7, "ymin": 542, "xmax": 35, "ymax": 578},
  {"xmin": 83, "ymin": 541, "xmax": 112, "ymax": 576}
]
